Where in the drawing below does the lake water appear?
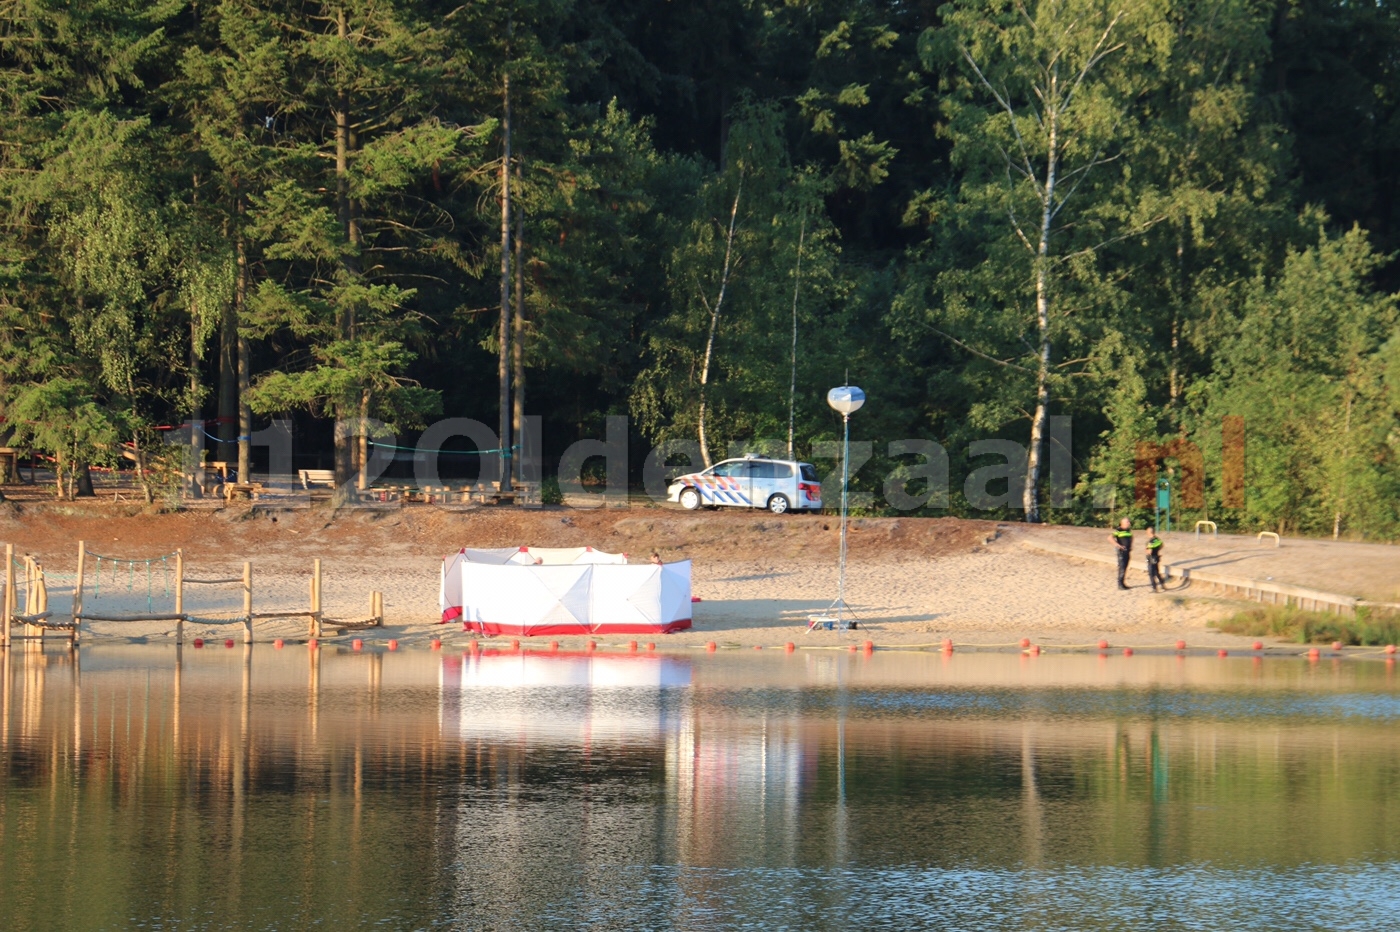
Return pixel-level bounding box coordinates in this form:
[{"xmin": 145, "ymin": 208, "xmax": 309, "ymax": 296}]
[{"xmin": 2, "ymin": 644, "xmax": 1399, "ymax": 931}]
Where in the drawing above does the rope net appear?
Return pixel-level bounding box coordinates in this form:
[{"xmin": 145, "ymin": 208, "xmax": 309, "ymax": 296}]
[{"xmin": 84, "ymin": 552, "xmax": 177, "ymax": 617}]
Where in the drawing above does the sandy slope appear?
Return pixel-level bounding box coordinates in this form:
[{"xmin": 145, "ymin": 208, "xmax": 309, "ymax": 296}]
[{"xmin": 0, "ymin": 501, "xmax": 1257, "ymax": 649}]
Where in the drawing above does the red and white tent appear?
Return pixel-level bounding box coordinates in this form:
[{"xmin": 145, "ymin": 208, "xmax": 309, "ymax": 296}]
[{"xmin": 439, "ymin": 547, "xmax": 692, "ymax": 635}]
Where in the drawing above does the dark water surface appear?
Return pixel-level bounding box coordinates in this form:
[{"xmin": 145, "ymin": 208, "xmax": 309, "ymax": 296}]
[{"xmin": 2, "ymin": 645, "xmax": 1399, "ymax": 930}]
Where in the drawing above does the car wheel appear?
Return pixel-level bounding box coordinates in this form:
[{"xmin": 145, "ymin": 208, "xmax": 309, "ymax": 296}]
[
  {"xmin": 679, "ymin": 487, "xmax": 702, "ymax": 510},
  {"xmin": 767, "ymin": 494, "xmax": 790, "ymax": 515}
]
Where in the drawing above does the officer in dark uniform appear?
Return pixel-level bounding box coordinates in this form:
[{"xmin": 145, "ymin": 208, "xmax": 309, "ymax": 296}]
[
  {"xmin": 1111, "ymin": 518, "xmax": 1132, "ymax": 590},
  {"xmin": 1146, "ymin": 527, "xmax": 1165, "ymax": 592}
]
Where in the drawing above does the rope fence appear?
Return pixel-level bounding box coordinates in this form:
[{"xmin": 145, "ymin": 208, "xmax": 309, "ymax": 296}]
[{"xmin": 0, "ymin": 541, "xmax": 383, "ymax": 646}]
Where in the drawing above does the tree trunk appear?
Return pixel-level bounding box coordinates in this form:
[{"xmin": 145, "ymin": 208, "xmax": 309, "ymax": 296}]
[
  {"xmin": 188, "ymin": 317, "xmax": 203, "ymax": 499},
  {"xmin": 332, "ymin": 5, "xmax": 356, "ymax": 500},
  {"xmin": 1170, "ymin": 228, "xmax": 1185, "ymax": 420},
  {"xmin": 76, "ymin": 464, "xmax": 94, "ymax": 498},
  {"xmin": 697, "ymin": 176, "xmax": 744, "ymax": 468},
  {"xmin": 1022, "ymin": 105, "xmax": 1058, "ymax": 524},
  {"xmin": 498, "ymin": 71, "xmax": 513, "ymax": 492},
  {"xmin": 787, "ymin": 209, "xmax": 806, "ymax": 459},
  {"xmin": 235, "ymin": 234, "xmax": 251, "ymax": 484},
  {"xmin": 511, "ymin": 157, "xmax": 526, "ymax": 485},
  {"xmin": 1333, "ymin": 391, "xmax": 1353, "ymax": 540},
  {"xmin": 358, "ymin": 389, "xmax": 371, "ymax": 491},
  {"xmin": 218, "ymin": 216, "xmax": 239, "ymax": 465}
]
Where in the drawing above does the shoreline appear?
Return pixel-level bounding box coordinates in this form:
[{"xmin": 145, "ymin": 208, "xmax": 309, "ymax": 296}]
[{"xmin": 2, "ymin": 504, "xmax": 1395, "ymax": 651}]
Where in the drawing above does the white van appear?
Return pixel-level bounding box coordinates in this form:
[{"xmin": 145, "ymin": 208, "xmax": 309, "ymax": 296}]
[{"xmin": 666, "ymin": 455, "xmax": 822, "ymax": 514}]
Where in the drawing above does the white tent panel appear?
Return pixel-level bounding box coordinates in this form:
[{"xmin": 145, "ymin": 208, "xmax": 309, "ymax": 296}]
[
  {"xmin": 591, "ymin": 566, "xmax": 663, "ymax": 628},
  {"xmin": 659, "ymin": 562, "xmax": 693, "ymax": 624},
  {"xmin": 442, "ymin": 550, "xmax": 692, "ymax": 635}
]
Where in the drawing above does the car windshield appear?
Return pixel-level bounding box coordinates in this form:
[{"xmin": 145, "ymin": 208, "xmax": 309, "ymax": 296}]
[
  {"xmin": 799, "ymin": 464, "xmax": 819, "ymax": 483},
  {"xmin": 708, "ymin": 461, "xmax": 746, "ymax": 478}
]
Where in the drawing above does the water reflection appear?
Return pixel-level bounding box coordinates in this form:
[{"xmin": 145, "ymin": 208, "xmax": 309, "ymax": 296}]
[{"xmin": 1, "ymin": 645, "xmax": 1399, "ymax": 930}]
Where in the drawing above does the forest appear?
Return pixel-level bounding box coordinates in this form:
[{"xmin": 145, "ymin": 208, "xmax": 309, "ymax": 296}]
[{"xmin": 2, "ymin": 0, "xmax": 1399, "ymax": 537}]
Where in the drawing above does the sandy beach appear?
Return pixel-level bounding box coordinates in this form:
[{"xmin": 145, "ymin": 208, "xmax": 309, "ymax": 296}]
[{"xmin": 2, "ymin": 500, "xmax": 1392, "ymax": 651}]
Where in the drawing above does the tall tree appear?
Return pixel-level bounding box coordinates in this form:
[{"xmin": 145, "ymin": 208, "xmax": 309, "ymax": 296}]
[{"xmin": 906, "ymin": 0, "xmax": 1165, "ymax": 521}]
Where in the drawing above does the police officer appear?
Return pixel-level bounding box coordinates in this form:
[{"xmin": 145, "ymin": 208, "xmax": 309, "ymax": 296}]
[
  {"xmin": 1111, "ymin": 518, "xmax": 1132, "ymax": 590},
  {"xmin": 1146, "ymin": 527, "xmax": 1166, "ymax": 592}
]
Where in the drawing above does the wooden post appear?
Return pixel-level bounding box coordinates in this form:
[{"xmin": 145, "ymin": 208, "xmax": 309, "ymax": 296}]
[
  {"xmin": 174, "ymin": 549, "xmax": 184, "ymax": 643},
  {"xmin": 312, "ymin": 558, "xmax": 322, "ymax": 639},
  {"xmin": 74, "ymin": 540, "xmax": 86, "ymax": 641},
  {"xmin": 3, "ymin": 543, "xmax": 12, "ymax": 649},
  {"xmin": 242, "ymin": 561, "xmax": 253, "ymax": 644}
]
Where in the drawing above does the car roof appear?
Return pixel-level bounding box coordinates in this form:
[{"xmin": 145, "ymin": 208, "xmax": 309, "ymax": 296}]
[{"xmin": 714, "ymin": 456, "xmax": 812, "ymax": 467}]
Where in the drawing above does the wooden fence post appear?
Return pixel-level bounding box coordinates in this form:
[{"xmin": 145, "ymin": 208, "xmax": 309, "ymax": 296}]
[
  {"xmin": 312, "ymin": 558, "xmax": 322, "ymax": 639},
  {"xmin": 174, "ymin": 549, "xmax": 184, "ymax": 644},
  {"xmin": 74, "ymin": 540, "xmax": 86, "ymax": 640},
  {"xmin": 3, "ymin": 543, "xmax": 13, "ymax": 649},
  {"xmin": 242, "ymin": 561, "xmax": 253, "ymax": 644}
]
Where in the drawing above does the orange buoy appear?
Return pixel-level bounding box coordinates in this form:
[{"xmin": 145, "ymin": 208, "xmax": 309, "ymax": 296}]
[
  {"xmin": 585, "ymin": 640, "xmax": 597, "ymax": 652},
  {"xmin": 388, "ymin": 640, "xmax": 398, "ymax": 651},
  {"xmin": 941, "ymin": 638, "xmax": 953, "ymax": 652},
  {"xmin": 308, "ymin": 639, "xmax": 318, "ymax": 650},
  {"xmin": 754, "ymin": 645, "xmax": 763, "ymax": 650},
  {"xmin": 1097, "ymin": 639, "xmax": 1109, "ymax": 650},
  {"xmin": 1175, "ymin": 639, "xmax": 1187, "ymax": 651},
  {"xmin": 863, "ymin": 640, "xmax": 873, "ymax": 652},
  {"xmin": 192, "ymin": 638, "xmax": 204, "ymax": 648},
  {"xmin": 1253, "ymin": 641, "xmax": 1263, "ymax": 651},
  {"xmin": 1332, "ymin": 641, "xmax": 1344, "ymax": 652},
  {"xmin": 645, "ymin": 642, "xmax": 656, "ymax": 651},
  {"xmin": 1029, "ymin": 644, "xmax": 1041, "ymax": 656},
  {"xmin": 706, "ymin": 641, "xmax": 717, "ymax": 653},
  {"xmin": 628, "ymin": 641, "xmax": 638, "ymax": 652},
  {"xmin": 352, "ymin": 639, "xmax": 363, "ymax": 651},
  {"xmin": 1218, "ymin": 648, "xmax": 1228, "ymax": 657},
  {"xmin": 1019, "ymin": 638, "xmax": 1030, "ymax": 649},
  {"xmin": 1308, "ymin": 647, "xmax": 1321, "ymax": 661},
  {"xmin": 1123, "ymin": 647, "xmax": 1133, "ymax": 657},
  {"xmin": 430, "ymin": 639, "xmax": 441, "ymax": 650},
  {"xmin": 1387, "ymin": 645, "xmax": 1397, "ymax": 655},
  {"xmin": 549, "ymin": 641, "xmax": 559, "ymax": 652},
  {"xmin": 784, "ymin": 642, "xmax": 795, "ymax": 653},
  {"xmin": 511, "ymin": 639, "xmax": 520, "ymax": 651},
  {"xmin": 224, "ymin": 639, "xmax": 235, "ymax": 648},
  {"xmin": 274, "ymin": 639, "xmax": 284, "ymax": 649}
]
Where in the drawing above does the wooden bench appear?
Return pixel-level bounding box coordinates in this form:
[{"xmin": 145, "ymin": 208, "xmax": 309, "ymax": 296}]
[
  {"xmin": 299, "ymin": 469, "xmax": 336, "ymax": 490},
  {"xmin": 224, "ymin": 482, "xmax": 265, "ymax": 501}
]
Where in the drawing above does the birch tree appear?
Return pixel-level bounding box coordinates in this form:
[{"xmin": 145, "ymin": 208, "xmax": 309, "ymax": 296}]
[{"xmin": 913, "ymin": 0, "xmax": 1161, "ymax": 521}]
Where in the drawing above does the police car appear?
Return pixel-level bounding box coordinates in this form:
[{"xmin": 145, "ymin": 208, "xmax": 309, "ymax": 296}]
[{"xmin": 666, "ymin": 455, "xmax": 822, "ymax": 514}]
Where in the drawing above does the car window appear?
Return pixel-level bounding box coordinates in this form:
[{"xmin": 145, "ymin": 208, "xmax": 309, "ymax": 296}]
[
  {"xmin": 770, "ymin": 463, "xmax": 793, "ymax": 479},
  {"xmin": 750, "ymin": 462, "xmax": 774, "ymax": 479},
  {"xmin": 799, "ymin": 464, "xmax": 820, "ymax": 482},
  {"xmin": 710, "ymin": 461, "xmax": 746, "ymax": 477}
]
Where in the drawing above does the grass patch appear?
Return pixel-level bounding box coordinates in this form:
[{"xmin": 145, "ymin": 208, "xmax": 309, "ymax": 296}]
[{"xmin": 1214, "ymin": 605, "xmax": 1400, "ymax": 646}]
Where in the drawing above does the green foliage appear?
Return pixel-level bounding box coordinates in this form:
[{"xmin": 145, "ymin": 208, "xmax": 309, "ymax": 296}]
[
  {"xmin": 1214, "ymin": 604, "xmax": 1400, "ymax": 647},
  {"xmin": 1197, "ymin": 225, "xmax": 1400, "ymax": 536},
  {"xmin": 0, "ymin": 0, "xmax": 1397, "ymax": 536}
]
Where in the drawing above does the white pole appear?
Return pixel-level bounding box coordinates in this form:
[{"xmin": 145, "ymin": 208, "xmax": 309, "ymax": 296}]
[{"xmin": 837, "ymin": 412, "xmax": 850, "ymax": 625}]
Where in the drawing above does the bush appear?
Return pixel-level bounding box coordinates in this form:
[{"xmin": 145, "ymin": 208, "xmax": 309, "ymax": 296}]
[
  {"xmin": 1214, "ymin": 605, "xmax": 1400, "ymax": 645},
  {"xmin": 540, "ymin": 476, "xmax": 563, "ymax": 505}
]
